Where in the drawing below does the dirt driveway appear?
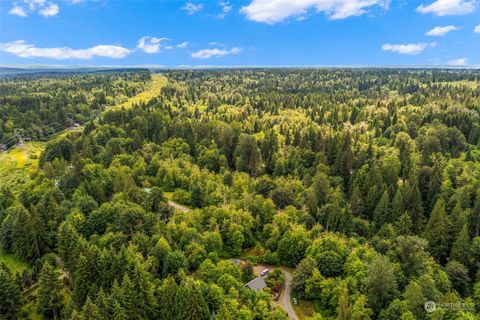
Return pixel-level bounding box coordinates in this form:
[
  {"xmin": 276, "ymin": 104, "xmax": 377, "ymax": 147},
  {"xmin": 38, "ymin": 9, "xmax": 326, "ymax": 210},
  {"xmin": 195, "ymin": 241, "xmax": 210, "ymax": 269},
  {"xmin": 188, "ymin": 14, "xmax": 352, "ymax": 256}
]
[{"xmin": 253, "ymin": 265, "xmax": 298, "ymax": 320}]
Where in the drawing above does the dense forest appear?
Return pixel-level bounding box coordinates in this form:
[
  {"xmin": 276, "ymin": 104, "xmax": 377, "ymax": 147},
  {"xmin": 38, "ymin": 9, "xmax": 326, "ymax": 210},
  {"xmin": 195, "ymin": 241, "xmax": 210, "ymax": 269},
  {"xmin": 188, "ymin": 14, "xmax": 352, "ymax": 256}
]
[
  {"xmin": 1, "ymin": 68, "xmax": 480, "ymax": 320},
  {"xmin": 0, "ymin": 71, "xmax": 150, "ymax": 148}
]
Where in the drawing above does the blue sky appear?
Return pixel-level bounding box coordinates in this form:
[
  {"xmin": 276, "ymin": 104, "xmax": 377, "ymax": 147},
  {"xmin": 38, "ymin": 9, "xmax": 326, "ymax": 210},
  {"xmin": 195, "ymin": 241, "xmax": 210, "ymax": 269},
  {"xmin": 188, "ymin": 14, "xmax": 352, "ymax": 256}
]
[{"xmin": 0, "ymin": 0, "xmax": 479, "ymax": 67}]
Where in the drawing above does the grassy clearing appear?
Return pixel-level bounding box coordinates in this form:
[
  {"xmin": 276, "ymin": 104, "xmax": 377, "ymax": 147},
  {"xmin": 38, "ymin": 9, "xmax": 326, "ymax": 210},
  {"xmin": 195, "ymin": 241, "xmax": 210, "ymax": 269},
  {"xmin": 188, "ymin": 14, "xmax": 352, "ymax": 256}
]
[
  {"xmin": 113, "ymin": 74, "xmax": 167, "ymax": 110},
  {"xmin": 0, "ymin": 142, "xmax": 43, "ymax": 193},
  {"xmin": 23, "ymin": 299, "xmax": 43, "ymax": 320},
  {"xmin": 0, "ymin": 247, "xmax": 29, "ymax": 274}
]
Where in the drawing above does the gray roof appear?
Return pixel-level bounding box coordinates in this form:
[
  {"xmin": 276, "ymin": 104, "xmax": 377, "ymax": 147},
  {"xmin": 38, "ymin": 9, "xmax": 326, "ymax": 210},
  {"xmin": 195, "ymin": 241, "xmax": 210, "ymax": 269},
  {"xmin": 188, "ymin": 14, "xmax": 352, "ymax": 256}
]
[{"xmin": 245, "ymin": 277, "xmax": 267, "ymax": 292}]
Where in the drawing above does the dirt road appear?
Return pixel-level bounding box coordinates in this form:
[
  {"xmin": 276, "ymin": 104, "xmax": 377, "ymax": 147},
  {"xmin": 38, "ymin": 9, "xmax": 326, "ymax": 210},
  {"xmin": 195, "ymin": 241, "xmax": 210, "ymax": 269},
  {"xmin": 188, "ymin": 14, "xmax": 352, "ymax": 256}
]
[
  {"xmin": 167, "ymin": 200, "xmax": 190, "ymax": 212},
  {"xmin": 253, "ymin": 265, "xmax": 298, "ymax": 320}
]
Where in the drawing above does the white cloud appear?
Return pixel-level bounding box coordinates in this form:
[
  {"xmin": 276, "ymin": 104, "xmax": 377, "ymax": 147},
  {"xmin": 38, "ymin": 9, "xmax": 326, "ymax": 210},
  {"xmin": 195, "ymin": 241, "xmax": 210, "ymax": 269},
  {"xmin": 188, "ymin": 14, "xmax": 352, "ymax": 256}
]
[
  {"xmin": 39, "ymin": 3, "xmax": 59, "ymax": 16},
  {"xmin": 177, "ymin": 42, "xmax": 189, "ymax": 48},
  {"xmin": 191, "ymin": 47, "xmax": 242, "ymax": 59},
  {"xmin": 9, "ymin": 0, "xmax": 85, "ymax": 18},
  {"xmin": 417, "ymin": 0, "xmax": 476, "ymax": 16},
  {"xmin": 27, "ymin": 0, "xmax": 47, "ymax": 10},
  {"xmin": 9, "ymin": 5, "xmax": 27, "ymax": 16},
  {"xmin": 181, "ymin": 2, "xmax": 203, "ymax": 15},
  {"xmin": 9, "ymin": 0, "xmax": 60, "ymax": 17},
  {"xmin": 475, "ymin": 24, "xmax": 480, "ymax": 32},
  {"xmin": 448, "ymin": 58, "xmax": 468, "ymax": 65},
  {"xmin": 382, "ymin": 42, "xmax": 436, "ymax": 55},
  {"xmin": 426, "ymin": 25, "xmax": 460, "ymax": 36},
  {"xmin": 136, "ymin": 36, "xmax": 169, "ymax": 54},
  {"xmin": 0, "ymin": 40, "xmax": 131, "ymax": 59},
  {"xmin": 218, "ymin": 1, "xmax": 232, "ymax": 18},
  {"xmin": 240, "ymin": 0, "xmax": 389, "ymax": 24}
]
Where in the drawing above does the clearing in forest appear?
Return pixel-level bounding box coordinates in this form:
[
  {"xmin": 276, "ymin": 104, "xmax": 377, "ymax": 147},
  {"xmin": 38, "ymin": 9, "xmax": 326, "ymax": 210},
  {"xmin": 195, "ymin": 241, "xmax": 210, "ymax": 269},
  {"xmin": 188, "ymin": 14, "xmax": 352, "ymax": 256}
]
[
  {"xmin": 0, "ymin": 246, "xmax": 29, "ymax": 274},
  {"xmin": 113, "ymin": 73, "xmax": 167, "ymax": 110},
  {"xmin": 0, "ymin": 142, "xmax": 43, "ymax": 193}
]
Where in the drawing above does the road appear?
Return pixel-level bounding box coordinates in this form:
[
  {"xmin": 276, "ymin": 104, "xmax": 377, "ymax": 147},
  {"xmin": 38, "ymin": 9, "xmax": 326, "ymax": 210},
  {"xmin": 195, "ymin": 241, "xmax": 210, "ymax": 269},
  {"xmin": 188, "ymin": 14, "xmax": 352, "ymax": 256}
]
[
  {"xmin": 253, "ymin": 265, "xmax": 298, "ymax": 320},
  {"xmin": 167, "ymin": 200, "xmax": 190, "ymax": 212}
]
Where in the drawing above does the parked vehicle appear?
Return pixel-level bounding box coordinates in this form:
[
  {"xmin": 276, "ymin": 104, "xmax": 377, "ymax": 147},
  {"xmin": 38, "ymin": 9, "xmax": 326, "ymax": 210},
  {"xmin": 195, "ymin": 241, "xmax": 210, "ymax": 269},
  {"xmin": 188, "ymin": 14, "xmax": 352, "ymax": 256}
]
[{"xmin": 260, "ymin": 269, "xmax": 270, "ymax": 276}]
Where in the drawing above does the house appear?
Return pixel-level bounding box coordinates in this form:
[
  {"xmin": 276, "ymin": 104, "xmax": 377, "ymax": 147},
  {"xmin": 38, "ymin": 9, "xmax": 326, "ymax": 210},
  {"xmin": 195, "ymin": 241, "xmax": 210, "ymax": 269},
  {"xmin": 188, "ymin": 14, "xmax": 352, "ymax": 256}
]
[{"xmin": 245, "ymin": 277, "xmax": 267, "ymax": 292}]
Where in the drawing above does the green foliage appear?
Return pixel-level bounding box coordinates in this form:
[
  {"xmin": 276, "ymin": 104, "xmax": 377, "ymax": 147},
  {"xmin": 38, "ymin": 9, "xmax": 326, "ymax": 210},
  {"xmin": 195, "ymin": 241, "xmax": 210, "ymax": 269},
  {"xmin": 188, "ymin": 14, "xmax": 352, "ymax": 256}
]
[
  {"xmin": 1, "ymin": 69, "xmax": 480, "ymax": 319},
  {"xmin": 424, "ymin": 198, "xmax": 450, "ymax": 264},
  {"xmin": 0, "ymin": 263, "xmax": 22, "ymax": 320},
  {"xmin": 37, "ymin": 261, "xmax": 63, "ymax": 318},
  {"xmin": 365, "ymin": 255, "xmax": 398, "ymax": 312}
]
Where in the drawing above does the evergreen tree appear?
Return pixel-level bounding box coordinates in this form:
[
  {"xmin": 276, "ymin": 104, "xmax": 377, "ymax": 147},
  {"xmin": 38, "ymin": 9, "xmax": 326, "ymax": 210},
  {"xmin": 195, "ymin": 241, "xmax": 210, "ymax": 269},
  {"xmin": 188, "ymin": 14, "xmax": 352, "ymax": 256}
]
[
  {"xmin": 120, "ymin": 274, "xmax": 135, "ymax": 319},
  {"xmin": 424, "ymin": 198, "xmax": 450, "ymax": 264},
  {"xmin": 38, "ymin": 261, "xmax": 63, "ymax": 318},
  {"xmin": 183, "ymin": 280, "xmax": 210, "ymax": 320},
  {"xmin": 350, "ymin": 185, "xmax": 364, "ymax": 218},
  {"xmin": 95, "ymin": 288, "xmax": 111, "ymax": 319},
  {"xmin": 450, "ymin": 201, "xmax": 466, "ymax": 237},
  {"xmin": 73, "ymin": 254, "xmax": 92, "ymax": 306},
  {"xmin": 261, "ymin": 129, "xmax": 279, "ymax": 174},
  {"xmin": 391, "ymin": 188, "xmax": 404, "ymax": 221},
  {"xmin": 130, "ymin": 265, "xmax": 157, "ymax": 319},
  {"xmin": 234, "ymin": 134, "xmax": 261, "ymax": 176},
  {"xmin": 81, "ymin": 297, "xmax": 103, "ymax": 320},
  {"xmin": 157, "ymin": 277, "xmax": 179, "ymax": 320},
  {"xmin": 191, "ymin": 184, "xmax": 204, "ymax": 208},
  {"xmin": 374, "ymin": 189, "xmax": 391, "ymax": 228},
  {"xmin": 0, "ymin": 263, "xmax": 22, "ymax": 320},
  {"xmin": 9, "ymin": 205, "xmax": 44, "ymax": 262},
  {"xmin": 0, "ymin": 187, "xmax": 14, "ymax": 223},
  {"xmin": 450, "ymin": 224, "xmax": 471, "ymax": 267},
  {"xmin": 111, "ymin": 301, "xmax": 128, "ymax": 320},
  {"xmin": 57, "ymin": 221, "xmax": 81, "ymax": 273}
]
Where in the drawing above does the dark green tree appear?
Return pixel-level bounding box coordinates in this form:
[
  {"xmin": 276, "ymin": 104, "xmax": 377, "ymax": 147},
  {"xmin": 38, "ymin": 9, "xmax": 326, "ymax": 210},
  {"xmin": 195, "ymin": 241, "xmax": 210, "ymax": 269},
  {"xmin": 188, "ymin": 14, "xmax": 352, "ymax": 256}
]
[
  {"xmin": 37, "ymin": 261, "xmax": 63, "ymax": 318},
  {"xmin": 424, "ymin": 198, "xmax": 450, "ymax": 264},
  {"xmin": 0, "ymin": 263, "xmax": 22, "ymax": 320},
  {"xmin": 234, "ymin": 134, "xmax": 261, "ymax": 176}
]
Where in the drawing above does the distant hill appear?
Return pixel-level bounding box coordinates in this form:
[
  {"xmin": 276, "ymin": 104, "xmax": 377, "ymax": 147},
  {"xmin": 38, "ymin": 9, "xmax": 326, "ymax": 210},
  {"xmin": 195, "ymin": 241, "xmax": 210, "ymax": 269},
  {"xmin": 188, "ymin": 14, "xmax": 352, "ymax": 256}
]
[{"xmin": 0, "ymin": 66, "xmax": 149, "ymax": 77}]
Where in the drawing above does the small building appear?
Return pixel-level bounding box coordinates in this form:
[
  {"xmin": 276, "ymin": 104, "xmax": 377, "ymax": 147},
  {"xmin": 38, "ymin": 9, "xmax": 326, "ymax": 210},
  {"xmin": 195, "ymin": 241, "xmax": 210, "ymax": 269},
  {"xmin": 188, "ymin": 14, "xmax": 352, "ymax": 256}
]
[{"xmin": 245, "ymin": 277, "xmax": 267, "ymax": 292}]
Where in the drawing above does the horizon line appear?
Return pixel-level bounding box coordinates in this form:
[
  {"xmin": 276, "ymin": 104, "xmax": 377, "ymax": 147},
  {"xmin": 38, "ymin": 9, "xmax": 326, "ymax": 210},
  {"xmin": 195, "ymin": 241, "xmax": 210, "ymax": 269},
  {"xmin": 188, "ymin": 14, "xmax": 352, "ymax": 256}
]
[{"xmin": 1, "ymin": 64, "xmax": 479, "ymax": 70}]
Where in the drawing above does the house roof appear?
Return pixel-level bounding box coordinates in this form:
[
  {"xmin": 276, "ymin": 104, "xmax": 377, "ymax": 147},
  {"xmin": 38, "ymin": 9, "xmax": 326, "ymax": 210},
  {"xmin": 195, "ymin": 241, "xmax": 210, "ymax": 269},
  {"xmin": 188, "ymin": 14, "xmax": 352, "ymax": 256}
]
[{"xmin": 245, "ymin": 276, "xmax": 267, "ymax": 292}]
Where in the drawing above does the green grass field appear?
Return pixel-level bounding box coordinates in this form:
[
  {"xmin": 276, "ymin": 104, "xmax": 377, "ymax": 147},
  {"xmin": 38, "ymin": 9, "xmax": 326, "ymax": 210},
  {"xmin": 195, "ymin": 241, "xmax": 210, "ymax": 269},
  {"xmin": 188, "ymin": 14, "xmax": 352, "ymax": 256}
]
[
  {"xmin": 113, "ymin": 74, "xmax": 167, "ymax": 110},
  {"xmin": 0, "ymin": 246, "xmax": 29, "ymax": 274},
  {"xmin": 0, "ymin": 142, "xmax": 43, "ymax": 193}
]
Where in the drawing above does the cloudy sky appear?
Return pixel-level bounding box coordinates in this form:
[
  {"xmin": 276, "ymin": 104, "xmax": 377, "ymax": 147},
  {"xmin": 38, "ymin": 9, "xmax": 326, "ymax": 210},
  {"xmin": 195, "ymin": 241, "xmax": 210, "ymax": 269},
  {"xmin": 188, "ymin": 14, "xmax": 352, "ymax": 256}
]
[{"xmin": 0, "ymin": 0, "xmax": 479, "ymax": 66}]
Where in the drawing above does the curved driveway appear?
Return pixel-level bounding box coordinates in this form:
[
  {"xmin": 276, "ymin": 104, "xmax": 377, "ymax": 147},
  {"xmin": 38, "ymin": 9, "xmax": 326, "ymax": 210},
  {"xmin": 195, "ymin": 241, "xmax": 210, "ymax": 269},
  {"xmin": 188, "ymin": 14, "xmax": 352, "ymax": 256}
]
[{"xmin": 253, "ymin": 265, "xmax": 298, "ymax": 320}]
